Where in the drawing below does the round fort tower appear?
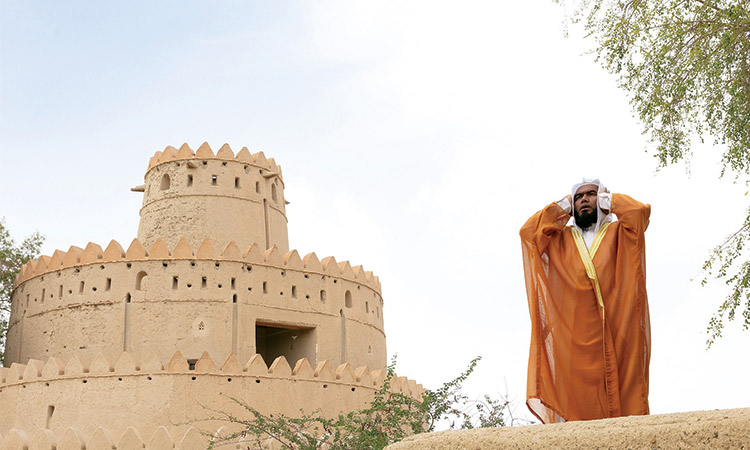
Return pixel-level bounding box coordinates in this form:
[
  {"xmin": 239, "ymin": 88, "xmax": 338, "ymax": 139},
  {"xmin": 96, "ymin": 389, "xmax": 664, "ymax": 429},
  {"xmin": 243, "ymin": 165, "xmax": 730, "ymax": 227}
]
[
  {"xmin": 5, "ymin": 143, "xmax": 385, "ymax": 371},
  {"xmin": 136, "ymin": 142, "xmax": 289, "ymax": 253},
  {"xmin": 0, "ymin": 144, "xmax": 414, "ymax": 443}
]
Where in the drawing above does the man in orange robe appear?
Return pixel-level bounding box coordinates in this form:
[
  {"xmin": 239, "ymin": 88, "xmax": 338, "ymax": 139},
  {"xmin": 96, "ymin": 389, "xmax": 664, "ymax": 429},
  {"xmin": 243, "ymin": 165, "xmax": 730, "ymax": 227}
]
[{"xmin": 520, "ymin": 179, "xmax": 651, "ymax": 424}]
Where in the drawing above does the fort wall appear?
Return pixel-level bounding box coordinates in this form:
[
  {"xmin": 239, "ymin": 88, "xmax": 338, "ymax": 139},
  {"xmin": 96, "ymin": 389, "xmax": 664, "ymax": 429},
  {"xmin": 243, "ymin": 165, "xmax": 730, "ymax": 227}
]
[
  {"xmin": 0, "ymin": 351, "xmax": 422, "ymax": 442},
  {"xmin": 7, "ymin": 238, "xmax": 384, "ymax": 369},
  {"xmin": 137, "ymin": 143, "xmax": 289, "ymax": 252}
]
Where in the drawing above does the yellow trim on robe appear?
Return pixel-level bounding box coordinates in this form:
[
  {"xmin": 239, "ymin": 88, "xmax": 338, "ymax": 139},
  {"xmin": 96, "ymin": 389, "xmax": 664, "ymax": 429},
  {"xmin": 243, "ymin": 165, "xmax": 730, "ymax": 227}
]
[
  {"xmin": 571, "ymin": 222, "xmax": 614, "ymax": 408},
  {"xmin": 570, "ymin": 222, "xmax": 611, "ymax": 313},
  {"xmin": 589, "ymin": 222, "xmax": 611, "ymax": 259}
]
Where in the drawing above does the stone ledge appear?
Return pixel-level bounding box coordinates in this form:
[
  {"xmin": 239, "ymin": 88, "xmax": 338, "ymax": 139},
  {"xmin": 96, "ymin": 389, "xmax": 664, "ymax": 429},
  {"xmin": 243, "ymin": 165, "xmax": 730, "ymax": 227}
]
[{"xmin": 386, "ymin": 408, "xmax": 750, "ymax": 449}]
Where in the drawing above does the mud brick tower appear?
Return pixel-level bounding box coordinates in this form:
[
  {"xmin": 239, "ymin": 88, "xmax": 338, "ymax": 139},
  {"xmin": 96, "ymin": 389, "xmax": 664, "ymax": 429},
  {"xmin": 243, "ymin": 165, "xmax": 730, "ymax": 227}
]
[{"xmin": 0, "ymin": 143, "xmax": 420, "ymax": 449}]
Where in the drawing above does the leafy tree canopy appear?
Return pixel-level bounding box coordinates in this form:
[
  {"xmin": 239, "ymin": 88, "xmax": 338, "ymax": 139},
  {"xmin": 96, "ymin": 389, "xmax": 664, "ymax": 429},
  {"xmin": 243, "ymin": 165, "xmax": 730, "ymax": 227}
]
[
  {"xmin": 559, "ymin": 0, "xmax": 750, "ymax": 345},
  {"xmin": 0, "ymin": 219, "xmax": 44, "ymax": 365}
]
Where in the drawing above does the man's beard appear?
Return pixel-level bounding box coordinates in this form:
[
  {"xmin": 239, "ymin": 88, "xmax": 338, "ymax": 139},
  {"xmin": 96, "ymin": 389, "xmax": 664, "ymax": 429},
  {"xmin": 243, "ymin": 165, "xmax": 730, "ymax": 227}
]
[{"xmin": 575, "ymin": 208, "xmax": 598, "ymax": 229}]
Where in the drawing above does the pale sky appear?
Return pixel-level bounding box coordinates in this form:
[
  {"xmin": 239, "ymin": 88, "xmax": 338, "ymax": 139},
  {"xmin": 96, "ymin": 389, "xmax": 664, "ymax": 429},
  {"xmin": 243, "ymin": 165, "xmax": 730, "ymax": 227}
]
[{"xmin": 1, "ymin": 1, "xmax": 748, "ymax": 424}]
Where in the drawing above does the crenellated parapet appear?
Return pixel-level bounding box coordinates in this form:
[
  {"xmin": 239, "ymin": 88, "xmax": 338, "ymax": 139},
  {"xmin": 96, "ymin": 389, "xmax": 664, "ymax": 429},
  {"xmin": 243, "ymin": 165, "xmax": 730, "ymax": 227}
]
[
  {"xmin": 145, "ymin": 142, "xmax": 283, "ymax": 180},
  {"xmin": 13, "ymin": 237, "xmax": 381, "ymax": 292},
  {"xmin": 6, "ymin": 237, "xmax": 385, "ymax": 370},
  {"xmin": 0, "ymin": 351, "xmax": 421, "ymax": 396},
  {"xmin": 0, "ymin": 426, "xmax": 210, "ymax": 450},
  {"xmin": 0, "ymin": 351, "xmax": 422, "ymax": 440}
]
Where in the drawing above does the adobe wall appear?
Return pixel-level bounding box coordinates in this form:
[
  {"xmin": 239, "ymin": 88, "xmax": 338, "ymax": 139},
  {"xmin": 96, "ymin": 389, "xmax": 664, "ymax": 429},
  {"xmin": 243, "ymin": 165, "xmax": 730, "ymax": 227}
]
[
  {"xmin": 6, "ymin": 238, "xmax": 385, "ymax": 370},
  {"xmin": 137, "ymin": 143, "xmax": 289, "ymax": 252},
  {"xmin": 386, "ymin": 408, "xmax": 750, "ymax": 449},
  {"xmin": 0, "ymin": 351, "xmax": 423, "ymax": 441},
  {"xmin": 0, "ymin": 426, "xmax": 213, "ymax": 450}
]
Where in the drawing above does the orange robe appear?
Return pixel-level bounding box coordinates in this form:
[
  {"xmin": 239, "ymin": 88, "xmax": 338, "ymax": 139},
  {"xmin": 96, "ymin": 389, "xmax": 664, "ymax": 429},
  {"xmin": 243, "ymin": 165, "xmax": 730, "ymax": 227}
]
[{"xmin": 520, "ymin": 193, "xmax": 651, "ymax": 423}]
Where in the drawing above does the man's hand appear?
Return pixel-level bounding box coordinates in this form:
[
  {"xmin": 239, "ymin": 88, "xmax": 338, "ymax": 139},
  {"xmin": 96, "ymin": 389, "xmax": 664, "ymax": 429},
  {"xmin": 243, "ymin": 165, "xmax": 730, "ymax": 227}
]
[
  {"xmin": 557, "ymin": 194, "xmax": 573, "ymax": 214},
  {"xmin": 599, "ymin": 187, "xmax": 611, "ymax": 215}
]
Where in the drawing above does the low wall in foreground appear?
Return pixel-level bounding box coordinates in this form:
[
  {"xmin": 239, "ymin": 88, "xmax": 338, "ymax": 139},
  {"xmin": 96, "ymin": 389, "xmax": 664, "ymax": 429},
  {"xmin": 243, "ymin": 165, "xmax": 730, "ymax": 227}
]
[
  {"xmin": 0, "ymin": 351, "xmax": 422, "ymax": 440},
  {"xmin": 386, "ymin": 408, "xmax": 750, "ymax": 449}
]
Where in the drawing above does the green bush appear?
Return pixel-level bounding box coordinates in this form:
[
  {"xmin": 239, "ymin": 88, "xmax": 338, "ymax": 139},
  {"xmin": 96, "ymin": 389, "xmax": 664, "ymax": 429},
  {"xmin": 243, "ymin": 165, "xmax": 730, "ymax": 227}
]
[{"xmin": 203, "ymin": 356, "xmax": 513, "ymax": 450}]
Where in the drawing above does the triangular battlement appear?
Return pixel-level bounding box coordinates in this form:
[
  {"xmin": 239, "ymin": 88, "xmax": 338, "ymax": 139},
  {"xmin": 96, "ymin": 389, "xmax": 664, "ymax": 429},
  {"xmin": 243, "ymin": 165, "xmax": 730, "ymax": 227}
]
[{"xmin": 147, "ymin": 142, "xmax": 282, "ymax": 179}]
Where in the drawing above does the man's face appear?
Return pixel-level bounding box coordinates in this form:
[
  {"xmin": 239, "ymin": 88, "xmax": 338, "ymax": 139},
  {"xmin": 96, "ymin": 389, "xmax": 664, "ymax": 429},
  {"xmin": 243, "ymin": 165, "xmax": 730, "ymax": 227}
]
[{"xmin": 574, "ymin": 184, "xmax": 598, "ymax": 228}]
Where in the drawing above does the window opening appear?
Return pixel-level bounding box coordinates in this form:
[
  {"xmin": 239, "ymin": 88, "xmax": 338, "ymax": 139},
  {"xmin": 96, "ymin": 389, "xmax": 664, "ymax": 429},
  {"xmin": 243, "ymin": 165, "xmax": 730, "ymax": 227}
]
[
  {"xmin": 173, "ymin": 276, "xmax": 178, "ymax": 289},
  {"xmin": 79, "ymin": 281, "xmax": 85, "ymax": 294},
  {"xmin": 339, "ymin": 310, "xmax": 347, "ymax": 363},
  {"xmin": 345, "ymin": 290, "xmax": 352, "ymax": 308},
  {"xmin": 256, "ymin": 322, "xmax": 316, "ymax": 367},
  {"xmin": 46, "ymin": 405, "xmax": 55, "ymax": 429},
  {"xmin": 211, "ymin": 175, "xmax": 218, "ymax": 185},
  {"xmin": 320, "ymin": 290, "xmax": 326, "ymax": 303},
  {"xmin": 135, "ymin": 271, "xmax": 147, "ymax": 291},
  {"xmin": 187, "ymin": 174, "xmax": 193, "ymax": 186},
  {"xmin": 160, "ymin": 174, "xmax": 170, "ymax": 190},
  {"xmin": 106, "ymin": 278, "xmax": 111, "ymax": 291},
  {"xmin": 235, "ymin": 177, "xmax": 240, "ymax": 188}
]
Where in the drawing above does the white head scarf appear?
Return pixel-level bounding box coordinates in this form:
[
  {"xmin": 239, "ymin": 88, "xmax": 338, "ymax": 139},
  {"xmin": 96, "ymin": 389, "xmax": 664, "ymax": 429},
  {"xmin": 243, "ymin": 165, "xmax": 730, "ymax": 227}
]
[{"xmin": 571, "ymin": 178, "xmax": 612, "ymax": 233}]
